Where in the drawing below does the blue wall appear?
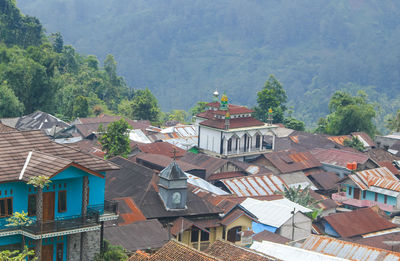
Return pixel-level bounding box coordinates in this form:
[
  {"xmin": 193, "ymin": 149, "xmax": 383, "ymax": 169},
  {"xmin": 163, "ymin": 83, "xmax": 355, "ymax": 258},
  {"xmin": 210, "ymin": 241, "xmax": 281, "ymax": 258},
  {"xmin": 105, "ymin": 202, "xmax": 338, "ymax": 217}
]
[
  {"xmin": 252, "ymin": 221, "xmax": 277, "ymax": 233},
  {"xmin": 346, "ymin": 184, "xmax": 396, "ymax": 206},
  {"xmin": 324, "ymin": 222, "xmax": 340, "ymax": 237}
]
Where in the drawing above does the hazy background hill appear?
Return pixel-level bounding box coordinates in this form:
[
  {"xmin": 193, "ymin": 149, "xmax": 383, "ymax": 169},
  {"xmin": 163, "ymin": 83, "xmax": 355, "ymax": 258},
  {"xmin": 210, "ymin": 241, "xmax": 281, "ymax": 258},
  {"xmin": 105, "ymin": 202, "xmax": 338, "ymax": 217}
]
[{"xmin": 17, "ymin": 0, "xmax": 400, "ymax": 128}]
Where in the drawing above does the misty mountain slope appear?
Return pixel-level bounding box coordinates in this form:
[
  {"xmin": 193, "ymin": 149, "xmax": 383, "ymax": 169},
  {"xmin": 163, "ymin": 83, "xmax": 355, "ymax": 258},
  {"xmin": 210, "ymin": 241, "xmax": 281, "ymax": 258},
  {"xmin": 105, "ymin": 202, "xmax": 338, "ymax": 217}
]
[{"xmin": 17, "ymin": 0, "xmax": 400, "ymax": 127}]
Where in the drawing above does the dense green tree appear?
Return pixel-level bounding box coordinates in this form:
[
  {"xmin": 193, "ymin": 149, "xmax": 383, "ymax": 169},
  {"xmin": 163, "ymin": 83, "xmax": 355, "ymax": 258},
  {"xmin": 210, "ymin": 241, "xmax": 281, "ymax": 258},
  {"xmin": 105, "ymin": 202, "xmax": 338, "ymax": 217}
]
[
  {"xmin": 322, "ymin": 91, "xmax": 377, "ymax": 137},
  {"xmin": 94, "ymin": 241, "xmax": 128, "ymax": 261},
  {"xmin": 343, "ymin": 136, "xmax": 365, "ymax": 152},
  {"xmin": 283, "ymin": 117, "xmax": 305, "ymax": 131},
  {"xmin": 386, "ymin": 109, "xmax": 400, "ymax": 133},
  {"xmin": 131, "ymin": 88, "xmax": 160, "ymax": 122},
  {"xmin": 0, "ymin": 82, "xmax": 24, "ymax": 117},
  {"xmin": 50, "ymin": 32, "xmax": 63, "ymax": 53},
  {"xmin": 279, "ymin": 186, "xmax": 322, "ymax": 220},
  {"xmin": 98, "ymin": 119, "xmax": 131, "ymax": 159},
  {"xmin": 255, "ymin": 75, "xmax": 287, "ymax": 123},
  {"xmin": 72, "ymin": 96, "xmax": 89, "ymax": 118},
  {"xmin": 189, "ymin": 101, "xmax": 208, "ymax": 116}
]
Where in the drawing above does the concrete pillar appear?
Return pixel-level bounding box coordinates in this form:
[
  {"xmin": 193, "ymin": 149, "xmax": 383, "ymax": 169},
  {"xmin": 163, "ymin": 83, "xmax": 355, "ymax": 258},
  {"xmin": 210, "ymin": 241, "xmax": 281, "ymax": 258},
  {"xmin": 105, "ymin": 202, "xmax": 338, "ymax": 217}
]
[
  {"xmin": 259, "ymin": 135, "xmax": 263, "ymax": 152},
  {"xmin": 248, "ymin": 136, "xmax": 252, "ymax": 152},
  {"xmin": 272, "ymin": 133, "xmax": 276, "ymax": 151},
  {"xmin": 224, "ymin": 139, "xmax": 228, "ymax": 156},
  {"xmin": 237, "ymin": 137, "xmax": 240, "ymax": 154}
]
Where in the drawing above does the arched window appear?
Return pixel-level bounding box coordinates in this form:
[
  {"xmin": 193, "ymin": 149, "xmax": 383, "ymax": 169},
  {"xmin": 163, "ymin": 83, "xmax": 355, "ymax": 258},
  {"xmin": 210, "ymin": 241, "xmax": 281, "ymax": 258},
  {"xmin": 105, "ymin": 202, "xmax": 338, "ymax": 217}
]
[{"xmin": 227, "ymin": 226, "xmax": 241, "ymax": 243}]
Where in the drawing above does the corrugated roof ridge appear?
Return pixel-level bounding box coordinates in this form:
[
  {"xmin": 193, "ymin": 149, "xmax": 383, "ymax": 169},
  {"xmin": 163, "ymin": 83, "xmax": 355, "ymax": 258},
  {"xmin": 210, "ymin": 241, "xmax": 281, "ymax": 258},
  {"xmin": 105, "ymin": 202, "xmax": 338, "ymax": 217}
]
[{"xmin": 305, "ymin": 234, "xmax": 400, "ymax": 258}]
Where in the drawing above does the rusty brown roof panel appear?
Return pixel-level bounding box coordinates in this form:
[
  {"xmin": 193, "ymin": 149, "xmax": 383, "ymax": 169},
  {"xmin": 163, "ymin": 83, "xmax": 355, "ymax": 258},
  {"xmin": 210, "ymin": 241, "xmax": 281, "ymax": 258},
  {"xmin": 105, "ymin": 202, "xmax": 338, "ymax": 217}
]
[
  {"xmin": 263, "ymin": 150, "xmax": 322, "ymax": 174},
  {"xmin": 323, "ymin": 208, "xmax": 397, "ymax": 238}
]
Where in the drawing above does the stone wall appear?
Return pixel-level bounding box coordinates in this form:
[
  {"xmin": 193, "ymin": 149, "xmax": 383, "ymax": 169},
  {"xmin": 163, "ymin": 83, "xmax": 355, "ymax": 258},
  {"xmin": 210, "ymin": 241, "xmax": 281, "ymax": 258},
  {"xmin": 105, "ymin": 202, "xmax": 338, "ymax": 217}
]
[
  {"xmin": 82, "ymin": 230, "xmax": 101, "ymax": 261},
  {"xmin": 67, "ymin": 233, "xmax": 81, "ymax": 261}
]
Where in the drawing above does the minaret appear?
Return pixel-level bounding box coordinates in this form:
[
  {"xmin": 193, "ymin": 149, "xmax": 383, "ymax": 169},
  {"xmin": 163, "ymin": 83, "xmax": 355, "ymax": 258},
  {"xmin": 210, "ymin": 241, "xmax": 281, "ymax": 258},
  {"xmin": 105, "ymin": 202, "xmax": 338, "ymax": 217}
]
[
  {"xmin": 220, "ymin": 94, "xmax": 228, "ymax": 111},
  {"xmin": 225, "ymin": 111, "xmax": 230, "ymax": 130}
]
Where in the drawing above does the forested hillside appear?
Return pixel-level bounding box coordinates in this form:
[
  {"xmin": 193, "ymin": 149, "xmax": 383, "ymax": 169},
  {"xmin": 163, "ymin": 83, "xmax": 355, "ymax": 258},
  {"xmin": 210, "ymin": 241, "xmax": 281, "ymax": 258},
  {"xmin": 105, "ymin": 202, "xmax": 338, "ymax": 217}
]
[
  {"xmin": 0, "ymin": 0, "xmax": 130, "ymax": 120},
  {"xmin": 16, "ymin": 0, "xmax": 400, "ymax": 129}
]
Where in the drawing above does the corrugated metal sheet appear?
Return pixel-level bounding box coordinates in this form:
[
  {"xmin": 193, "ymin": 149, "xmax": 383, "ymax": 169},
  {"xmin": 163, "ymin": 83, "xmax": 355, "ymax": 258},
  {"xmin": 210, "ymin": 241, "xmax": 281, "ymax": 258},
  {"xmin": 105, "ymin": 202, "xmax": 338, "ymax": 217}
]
[
  {"xmin": 221, "ymin": 174, "xmax": 287, "ymax": 197},
  {"xmin": 327, "ymin": 135, "xmax": 351, "ymax": 146},
  {"xmin": 349, "ymin": 167, "xmax": 400, "ymax": 193},
  {"xmin": 301, "ymin": 235, "xmax": 400, "ymax": 261},
  {"xmin": 251, "ymin": 240, "xmax": 347, "ymax": 261},
  {"xmin": 185, "ymin": 173, "xmax": 229, "ymax": 196},
  {"xmin": 240, "ymin": 198, "xmax": 311, "ymax": 228}
]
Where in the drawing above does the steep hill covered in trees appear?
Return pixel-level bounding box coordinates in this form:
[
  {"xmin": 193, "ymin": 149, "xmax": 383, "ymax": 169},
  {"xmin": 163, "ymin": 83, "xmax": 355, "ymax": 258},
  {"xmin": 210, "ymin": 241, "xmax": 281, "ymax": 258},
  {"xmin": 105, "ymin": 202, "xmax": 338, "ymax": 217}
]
[{"xmin": 16, "ymin": 0, "xmax": 400, "ymax": 129}]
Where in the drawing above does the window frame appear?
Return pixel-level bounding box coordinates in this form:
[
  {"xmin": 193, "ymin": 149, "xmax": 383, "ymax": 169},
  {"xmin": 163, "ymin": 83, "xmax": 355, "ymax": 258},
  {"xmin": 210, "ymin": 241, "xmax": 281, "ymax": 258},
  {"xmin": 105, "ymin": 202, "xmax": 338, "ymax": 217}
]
[
  {"xmin": 58, "ymin": 190, "xmax": 67, "ymax": 213},
  {"xmin": 28, "ymin": 194, "xmax": 36, "ymax": 216},
  {"xmin": 0, "ymin": 197, "xmax": 13, "ymax": 217}
]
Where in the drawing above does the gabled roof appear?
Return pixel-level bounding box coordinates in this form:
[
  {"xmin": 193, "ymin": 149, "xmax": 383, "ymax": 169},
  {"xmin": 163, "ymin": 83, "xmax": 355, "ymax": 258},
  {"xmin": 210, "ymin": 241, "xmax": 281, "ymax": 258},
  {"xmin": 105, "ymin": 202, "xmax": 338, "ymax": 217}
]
[
  {"xmin": 220, "ymin": 174, "xmax": 288, "ymax": 197},
  {"xmin": 204, "ymin": 240, "xmax": 276, "ymax": 261},
  {"xmin": 179, "ymin": 153, "xmax": 228, "ymax": 175},
  {"xmin": 348, "ymin": 167, "xmax": 400, "ymax": 193},
  {"xmin": 0, "ymin": 130, "xmax": 118, "ymax": 182},
  {"xmin": 252, "ymin": 230, "xmax": 290, "ymax": 244},
  {"xmin": 323, "ymin": 208, "xmax": 396, "ymax": 238},
  {"xmin": 14, "ymin": 111, "xmax": 69, "ymax": 131},
  {"xmin": 352, "ymin": 132, "xmax": 375, "ymax": 148},
  {"xmin": 281, "ymin": 131, "xmax": 340, "ymax": 152},
  {"xmin": 135, "ymin": 142, "xmax": 186, "ymax": 158},
  {"xmin": 129, "ymin": 240, "xmax": 221, "ymax": 261},
  {"xmin": 75, "ymin": 114, "xmax": 150, "ymax": 129},
  {"xmin": 104, "ymin": 219, "xmax": 169, "ymax": 252},
  {"xmin": 241, "ymin": 198, "xmax": 311, "ymax": 228},
  {"xmin": 136, "ymin": 153, "xmax": 204, "ymax": 172},
  {"xmin": 197, "ymin": 103, "xmax": 254, "ymax": 119},
  {"xmin": 106, "ymin": 157, "xmax": 222, "ymax": 220},
  {"xmin": 0, "ymin": 122, "xmax": 15, "ymax": 132},
  {"xmin": 308, "ymin": 171, "xmax": 340, "ymax": 191},
  {"xmin": 310, "ymin": 148, "xmax": 370, "ymax": 167},
  {"xmin": 263, "ymin": 150, "xmax": 322, "ymax": 174},
  {"xmin": 301, "ymin": 235, "xmax": 400, "ymax": 260}
]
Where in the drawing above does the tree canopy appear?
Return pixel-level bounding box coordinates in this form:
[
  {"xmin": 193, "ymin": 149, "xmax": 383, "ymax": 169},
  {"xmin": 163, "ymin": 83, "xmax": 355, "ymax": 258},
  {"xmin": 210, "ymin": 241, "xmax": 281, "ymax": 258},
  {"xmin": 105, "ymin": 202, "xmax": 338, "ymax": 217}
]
[
  {"xmin": 131, "ymin": 88, "xmax": 160, "ymax": 122},
  {"xmin": 316, "ymin": 91, "xmax": 377, "ymax": 137},
  {"xmin": 255, "ymin": 75, "xmax": 287, "ymax": 123},
  {"xmin": 98, "ymin": 119, "xmax": 131, "ymax": 159}
]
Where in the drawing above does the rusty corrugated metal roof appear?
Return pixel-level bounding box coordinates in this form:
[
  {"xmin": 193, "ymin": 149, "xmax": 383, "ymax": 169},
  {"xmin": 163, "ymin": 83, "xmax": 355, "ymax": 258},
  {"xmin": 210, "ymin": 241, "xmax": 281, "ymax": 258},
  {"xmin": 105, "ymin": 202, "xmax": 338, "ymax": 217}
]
[
  {"xmin": 221, "ymin": 174, "xmax": 288, "ymax": 197},
  {"xmin": 349, "ymin": 167, "xmax": 400, "ymax": 192},
  {"xmin": 327, "ymin": 135, "xmax": 351, "ymax": 146},
  {"xmin": 301, "ymin": 234, "xmax": 400, "ymax": 260},
  {"xmin": 263, "ymin": 150, "xmax": 322, "ymax": 174}
]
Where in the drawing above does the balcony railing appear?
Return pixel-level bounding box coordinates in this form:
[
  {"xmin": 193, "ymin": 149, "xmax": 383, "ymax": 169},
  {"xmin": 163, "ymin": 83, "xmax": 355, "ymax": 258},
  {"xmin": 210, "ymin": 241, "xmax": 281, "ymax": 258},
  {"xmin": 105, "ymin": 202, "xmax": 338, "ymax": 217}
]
[{"xmin": 88, "ymin": 200, "xmax": 118, "ymax": 216}]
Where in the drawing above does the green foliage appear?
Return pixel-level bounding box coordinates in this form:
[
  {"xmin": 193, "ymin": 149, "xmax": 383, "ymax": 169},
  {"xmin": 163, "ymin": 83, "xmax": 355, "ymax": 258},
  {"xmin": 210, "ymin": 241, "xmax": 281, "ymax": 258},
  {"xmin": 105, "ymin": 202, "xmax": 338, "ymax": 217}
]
[
  {"xmin": 50, "ymin": 32, "xmax": 63, "ymax": 53},
  {"xmin": 98, "ymin": 119, "xmax": 131, "ymax": 159},
  {"xmin": 283, "ymin": 117, "xmax": 305, "ymax": 131},
  {"xmin": 255, "ymin": 75, "xmax": 287, "ymax": 123},
  {"xmin": 343, "ymin": 136, "xmax": 365, "ymax": 152},
  {"xmin": 131, "ymin": 88, "xmax": 160, "ymax": 122},
  {"xmin": 0, "ymin": 246, "xmax": 36, "ymax": 261},
  {"xmin": 166, "ymin": 110, "xmax": 188, "ymax": 124},
  {"xmin": 189, "ymin": 101, "xmax": 208, "ymax": 116},
  {"xmin": 72, "ymin": 96, "xmax": 89, "ymax": 118},
  {"xmin": 386, "ymin": 109, "xmax": 400, "ymax": 133},
  {"xmin": 94, "ymin": 241, "xmax": 128, "ymax": 261},
  {"xmin": 0, "ymin": 81, "xmax": 24, "ymax": 117},
  {"xmin": 318, "ymin": 91, "xmax": 377, "ymax": 137},
  {"xmin": 6, "ymin": 211, "xmax": 32, "ymax": 227},
  {"xmin": 27, "ymin": 175, "xmax": 51, "ymax": 189},
  {"xmin": 279, "ymin": 185, "xmax": 322, "ymax": 219}
]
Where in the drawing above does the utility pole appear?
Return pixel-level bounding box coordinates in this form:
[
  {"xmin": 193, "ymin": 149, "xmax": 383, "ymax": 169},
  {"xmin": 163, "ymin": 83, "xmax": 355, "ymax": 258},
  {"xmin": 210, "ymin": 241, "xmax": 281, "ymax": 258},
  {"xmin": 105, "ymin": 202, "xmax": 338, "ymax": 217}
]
[{"xmin": 291, "ymin": 208, "xmax": 295, "ymax": 241}]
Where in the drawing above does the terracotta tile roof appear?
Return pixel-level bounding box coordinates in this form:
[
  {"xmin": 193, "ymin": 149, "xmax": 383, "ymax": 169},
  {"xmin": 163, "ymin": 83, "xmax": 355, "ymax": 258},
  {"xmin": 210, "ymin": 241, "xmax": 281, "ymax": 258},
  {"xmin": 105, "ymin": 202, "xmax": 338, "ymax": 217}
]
[
  {"xmin": 197, "ymin": 104, "xmax": 254, "ymax": 119},
  {"xmin": 136, "ymin": 142, "xmax": 186, "ymax": 158},
  {"xmin": 0, "ymin": 130, "xmax": 118, "ymax": 182},
  {"xmin": 105, "ymin": 219, "xmax": 169, "ymax": 252},
  {"xmin": 263, "ymin": 150, "xmax": 322, "ymax": 174},
  {"xmin": 0, "ymin": 122, "xmax": 15, "ymax": 132},
  {"xmin": 131, "ymin": 240, "xmax": 221, "ymax": 261},
  {"xmin": 204, "ymin": 240, "xmax": 276, "ymax": 261},
  {"xmin": 308, "ymin": 171, "xmax": 340, "ymax": 191},
  {"xmin": 77, "ymin": 114, "xmax": 150, "ymax": 128},
  {"xmin": 323, "ymin": 207, "xmax": 397, "ymax": 238},
  {"xmin": 200, "ymin": 117, "xmax": 265, "ymax": 130},
  {"xmin": 310, "ymin": 148, "xmax": 369, "ymax": 167},
  {"xmin": 252, "ymin": 230, "xmax": 290, "ymax": 244}
]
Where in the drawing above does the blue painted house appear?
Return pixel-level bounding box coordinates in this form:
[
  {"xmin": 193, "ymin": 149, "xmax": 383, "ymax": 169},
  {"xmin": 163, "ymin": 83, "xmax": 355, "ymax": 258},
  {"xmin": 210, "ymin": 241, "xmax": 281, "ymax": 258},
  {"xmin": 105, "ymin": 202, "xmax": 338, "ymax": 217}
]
[
  {"xmin": 338, "ymin": 167, "xmax": 400, "ymax": 213},
  {"xmin": 0, "ymin": 130, "xmax": 119, "ymax": 261}
]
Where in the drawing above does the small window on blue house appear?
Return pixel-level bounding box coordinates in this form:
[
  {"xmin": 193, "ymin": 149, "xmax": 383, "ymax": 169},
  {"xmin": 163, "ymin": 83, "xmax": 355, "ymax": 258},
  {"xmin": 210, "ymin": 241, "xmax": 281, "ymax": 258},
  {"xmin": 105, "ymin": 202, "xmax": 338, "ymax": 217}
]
[
  {"xmin": 348, "ymin": 187, "xmax": 352, "ymax": 195},
  {"xmin": 0, "ymin": 198, "xmax": 12, "ymax": 217},
  {"xmin": 375, "ymin": 193, "xmax": 378, "ymax": 201},
  {"xmin": 56, "ymin": 243, "xmax": 63, "ymax": 261},
  {"xmin": 363, "ymin": 190, "xmax": 366, "ymax": 199},
  {"xmin": 28, "ymin": 195, "xmax": 36, "ymax": 216},
  {"xmin": 384, "ymin": 195, "xmax": 388, "ymax": 204},
  {"xmin": 58, "ymin": 191, "xmax": 67, "ymax": 213}
]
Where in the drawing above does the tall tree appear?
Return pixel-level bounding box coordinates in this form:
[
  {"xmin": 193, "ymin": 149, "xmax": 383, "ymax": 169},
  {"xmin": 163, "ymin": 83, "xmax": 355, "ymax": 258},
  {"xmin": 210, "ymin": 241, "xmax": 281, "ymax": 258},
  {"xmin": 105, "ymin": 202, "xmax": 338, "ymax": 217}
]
[
  {"xmin": 0, "ymin": 81, "xmax": 24, "ymax": 117},
  {"xmin": 255, "ymin": 75, "xmax": 287, "ymax": 123},
  {"xmin": 131, "ymin": 88, "xmax": 160, "ymax": 122},
  {"xmin": 322, "ymin": 91, "xmax": 377, "ymax": 137},
  {"xmin": 98, "ymin": 119, "xmax": 131, "ymax": 159},
  {"xmin": 386, "ymin": 109, "xmax": 400, "ymax": 133}
]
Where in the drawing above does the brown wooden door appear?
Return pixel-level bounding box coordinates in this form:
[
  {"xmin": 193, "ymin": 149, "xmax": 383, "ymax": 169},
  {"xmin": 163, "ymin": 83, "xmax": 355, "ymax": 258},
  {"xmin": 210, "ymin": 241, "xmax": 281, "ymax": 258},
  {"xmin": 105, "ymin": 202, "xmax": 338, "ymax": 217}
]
[
  {"xmin": 42, "ymin": 244, "xmax": 53, "ymax": 261},
  {"xmin": 354, "ymin": 188, "xmax": 361, "ymax": 199},
  {"xmin": 43, "ymin": 192, "xmax": 55, "ymax": 221}
]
